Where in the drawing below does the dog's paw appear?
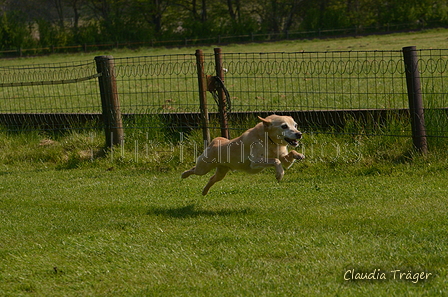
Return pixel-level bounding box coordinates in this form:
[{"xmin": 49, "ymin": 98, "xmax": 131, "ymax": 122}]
[
  {"xmin": 294, "ymin": 153, "xmax": 305, "ymax": 160},
  {"xmin": 276, "ymin": 170, "xmax": 284, "ymax": 182},
  {"xmin": 289, "ymin": 150, "xmax": 305, "ymax": 161}
]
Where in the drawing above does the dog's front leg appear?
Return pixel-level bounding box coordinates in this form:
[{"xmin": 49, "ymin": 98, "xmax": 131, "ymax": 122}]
[
  {"xmin": 250, "ymin": 158, "xmax": 284, "ymax": 182},
  {"xmin": 280, "ymin": 150, "xmax": 305, "ymax": 169}
]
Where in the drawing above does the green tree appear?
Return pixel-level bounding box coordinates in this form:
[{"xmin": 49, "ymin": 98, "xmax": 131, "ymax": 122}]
[
  {"xmin": 0, "ymin": 10, "xmax": 33, "ymax": 49},
  {"xmin": 254, "ymin": 0, "xmax": 305, "ymax": 34}
]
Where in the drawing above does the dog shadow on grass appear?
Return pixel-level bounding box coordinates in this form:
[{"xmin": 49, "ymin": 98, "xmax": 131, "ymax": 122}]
[{"xmin": 147, "ymin": 204, "xmax": 252, "ymax": 219}]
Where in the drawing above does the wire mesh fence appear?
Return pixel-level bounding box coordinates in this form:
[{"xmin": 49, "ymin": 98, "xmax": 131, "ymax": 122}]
[
  {"xmin": 0, "ymin": 60, "xmax": 100, "ymax": 131},
  {"xmin": 416, "ymin": 49, "xmax": 448, "ymax": 141},
  {"xmin": 221, "ymin": 51, "xmax": 408, "ymax": 111},
  {"xmin": 112, "ymin": 55, "xmax": 200, "ymax": 114},
  {"xmin": 0, "ymin": 48, "xmax": 447, "ymax": 142},
  {"xmin": 0, "ymin": 61, "xmax": 99, "ymax": 113}
]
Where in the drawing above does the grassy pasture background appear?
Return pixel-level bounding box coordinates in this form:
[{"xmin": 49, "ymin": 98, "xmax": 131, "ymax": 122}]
[
  {"xmin": 1, "ymin": 28, "xmax": 448, "ymax": 65},
  {"xmin": 1, "ymin": 29, "xmax": 447, "ymax": 135},
  {"xmin": 0, "ymin": 29, "xmax": 448, "ymax": 296}
]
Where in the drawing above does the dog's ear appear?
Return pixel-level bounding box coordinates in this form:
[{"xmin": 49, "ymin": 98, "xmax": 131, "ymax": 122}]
[{"xmin": 258, "ymin": 116, "xmax": 271, "ymax": 127}]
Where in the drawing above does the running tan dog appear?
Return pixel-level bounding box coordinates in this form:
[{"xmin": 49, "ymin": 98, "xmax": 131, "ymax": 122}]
[{"xmin": 182, "ymin": 114, "xmax": 305, "ymax": 195}]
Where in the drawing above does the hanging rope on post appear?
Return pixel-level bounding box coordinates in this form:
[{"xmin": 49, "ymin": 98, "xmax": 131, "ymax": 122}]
[{"xmin": 206, "ymin": 75, "xmax": 231, "ymax": 112}]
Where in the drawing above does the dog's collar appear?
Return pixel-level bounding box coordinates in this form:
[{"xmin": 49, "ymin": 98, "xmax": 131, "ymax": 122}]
[{"xmin": 268, "ymin": 136, "xmax": 277, "ymax": 145}]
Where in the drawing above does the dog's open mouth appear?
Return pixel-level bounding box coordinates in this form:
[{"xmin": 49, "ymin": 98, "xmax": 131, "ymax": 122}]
[{"xmin": 284, "ymin": 137, "xmax": 299, "ymax": 147}]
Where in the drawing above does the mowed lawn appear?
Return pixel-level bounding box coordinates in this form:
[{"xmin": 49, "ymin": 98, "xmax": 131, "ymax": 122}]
[{"xmin": 0, "ymin": 163, "xmax": 447, "ymax": 296}]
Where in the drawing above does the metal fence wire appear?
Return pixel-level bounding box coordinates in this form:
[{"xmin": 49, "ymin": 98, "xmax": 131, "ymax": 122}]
[
  {"xmin": 112, "ymin": 55, "xmax": 199, "ymax": 113},
  {"xmin": 0, "ymin": 60, "xmax": 100, "ymax": 130},
  {"xmin": 0, "ymin": 61, "xmax": 99, "ymax": 112},
  {"xmin": 0, "ymin": 49, "xmax": 447, "ymax": 139},
  {"xmin": 221, "ymin": 51, "xmax": 408, "ymax": 111}
]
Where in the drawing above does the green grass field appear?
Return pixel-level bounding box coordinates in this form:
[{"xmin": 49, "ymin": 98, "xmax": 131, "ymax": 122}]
[
  {"xmin": 1, "ymin": 159, "xmax": 447, "ymax": 296},
  {"xmin": 0, "ymin": 128, "xmax": 447, "ymax": 296},
  {"xmin": 1, "ymin": 29, "xmax": 448, "ymax": 296},
  {"xmin": 2, "ymin": 27, "xmax": 448, "ymax": 64}
]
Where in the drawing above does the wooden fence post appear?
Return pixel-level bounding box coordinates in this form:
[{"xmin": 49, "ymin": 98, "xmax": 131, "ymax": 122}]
[
  {"xmin": 95, "ymin": 55, "xmax": 124, "ymax": 148},
  {"xmin": 402, "ymin": 46, "xmax": 428, "ymax": 154},
  {"xmin": 195, "ymin": 49, "xmax": 211, "ymax": 146},
  {"xmin": 214, "ymin": 47, "xmax": 230, "ymax": 139}
]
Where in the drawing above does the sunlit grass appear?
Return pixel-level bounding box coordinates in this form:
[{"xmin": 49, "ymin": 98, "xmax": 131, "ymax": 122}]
[
  {"xmin": 0, "ymin": 125, "xmax": 447, "ymax": 295},
  {"xmin": 0, "ymin": 156, "xmax": 447, "ymax": 295}
]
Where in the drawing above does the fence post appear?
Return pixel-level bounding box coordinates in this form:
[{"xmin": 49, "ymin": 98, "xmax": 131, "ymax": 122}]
[
  {"xmin": 94, "ymin": 55, "xmax": 124, "ymax": 148},
  {"xmin": 402, "ymin": 46, "xmax": 428, "ymax": 154},
  {"xmin": 214, "ymin": 48, "xmax": 230, "ymax": 139},
  {"xmin": 195, "ymin": 49, "xmax": 211, "ymax": 146}
]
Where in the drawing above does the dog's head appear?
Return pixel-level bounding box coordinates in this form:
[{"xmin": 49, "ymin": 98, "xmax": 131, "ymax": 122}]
[{"xmin": 258, "ymin": 115, "xmax": 302, "ymax": 147}]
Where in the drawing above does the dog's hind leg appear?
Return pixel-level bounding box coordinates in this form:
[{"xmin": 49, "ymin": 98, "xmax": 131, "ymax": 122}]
[
  {"xmin": 181, "ymin": 158, "xmax": 217, "ymax": 179},
  {"xmin": 202, "ymin": 166, "xmax": 230, "ymax": 196},
  {"xmin": 181, "ymin": 166, "xmax": 196, "ymax": 179}
]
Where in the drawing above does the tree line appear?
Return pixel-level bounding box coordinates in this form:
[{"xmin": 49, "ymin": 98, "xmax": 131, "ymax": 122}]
[{"xmin": 1, "ymin": 0, "xmax": 447, "ymax": 51}]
